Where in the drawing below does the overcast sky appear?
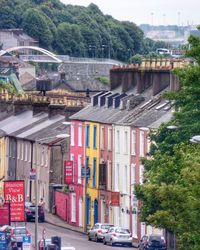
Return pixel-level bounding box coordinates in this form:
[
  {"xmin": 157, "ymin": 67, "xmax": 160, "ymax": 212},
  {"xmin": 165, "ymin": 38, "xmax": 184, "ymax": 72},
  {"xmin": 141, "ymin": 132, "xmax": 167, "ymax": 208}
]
[{"xmin": 61, "ymin": 0, "xmax": 200, "ymax": 26}]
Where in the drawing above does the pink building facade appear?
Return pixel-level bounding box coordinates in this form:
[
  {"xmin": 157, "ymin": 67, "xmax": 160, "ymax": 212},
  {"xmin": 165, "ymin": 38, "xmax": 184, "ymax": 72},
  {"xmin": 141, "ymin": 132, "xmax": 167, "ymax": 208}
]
[
  {"xmin": 130, "ymin": 127, "xmax": 148, "ymax": 240},
  {"xmin": 68, "ymin": 120, "xmax": 85, "ymax": 227},
  {"xmin": 98, "ymin": 123, "xmax": 113, "ymax": 223}
]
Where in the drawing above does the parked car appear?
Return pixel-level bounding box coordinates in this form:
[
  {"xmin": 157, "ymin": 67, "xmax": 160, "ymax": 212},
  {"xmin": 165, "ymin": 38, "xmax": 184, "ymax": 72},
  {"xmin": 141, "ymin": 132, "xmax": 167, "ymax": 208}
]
[
  {"xmin": 88, "ymin": 223, "xmax": 114, "ymax": 242},
  {"xmin": 132, "ymin": 235, "xmax": 140, "ymax": 248},
  {"xmin": 10, "ymin": 226, "xmax": 31, "ymax": 248},
  {"xmin": 25, "ymin": 202, "xmax": 45, "ymax": 222},
  {"xmin": 139, "ymin": 234, "xmax": 167, "ymax": 250},
  {"xmin": 103, "ymin": 226, "xmax": 132, "ymax": 247}
]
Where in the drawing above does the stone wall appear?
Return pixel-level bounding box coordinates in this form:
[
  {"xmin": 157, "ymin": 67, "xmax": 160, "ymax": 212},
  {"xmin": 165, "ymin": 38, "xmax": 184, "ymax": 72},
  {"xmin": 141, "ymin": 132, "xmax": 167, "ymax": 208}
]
[{"xmin": 59, "ymin": 61, "xmax": 116, "ymax": 91}]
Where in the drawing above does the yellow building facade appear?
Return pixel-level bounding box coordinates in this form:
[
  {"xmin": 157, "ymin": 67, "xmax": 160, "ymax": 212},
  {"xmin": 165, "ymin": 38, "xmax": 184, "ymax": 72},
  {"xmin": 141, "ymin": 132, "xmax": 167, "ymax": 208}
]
[{"xmin": 84, "ymin": 121, "xmax": 100, "ymax": 227}]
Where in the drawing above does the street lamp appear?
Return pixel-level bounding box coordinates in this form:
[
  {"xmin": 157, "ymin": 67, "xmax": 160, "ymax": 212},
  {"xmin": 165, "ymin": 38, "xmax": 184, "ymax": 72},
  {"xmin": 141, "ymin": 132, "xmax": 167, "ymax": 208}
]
[
  {"xmin": 88, "ymin": 45, "xmax": 96, "ymax": 58},
  {"xmin": 101, "ymin": 44, "xmax": 106, "ymax": 59},
  {"xmin": 34, "ymin": 133, "xmax": 70, "ymax": 250}
]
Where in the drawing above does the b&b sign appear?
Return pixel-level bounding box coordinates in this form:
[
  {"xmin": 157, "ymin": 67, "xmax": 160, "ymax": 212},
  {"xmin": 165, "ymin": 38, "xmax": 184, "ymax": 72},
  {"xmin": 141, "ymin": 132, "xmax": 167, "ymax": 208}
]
[
  {"xmin": 4, "ymin": 180, "xmax": 25, "ymax": 222},
  {"xmin": 65, "ymin": 160, "xmax": 73, "ymax": 184}
]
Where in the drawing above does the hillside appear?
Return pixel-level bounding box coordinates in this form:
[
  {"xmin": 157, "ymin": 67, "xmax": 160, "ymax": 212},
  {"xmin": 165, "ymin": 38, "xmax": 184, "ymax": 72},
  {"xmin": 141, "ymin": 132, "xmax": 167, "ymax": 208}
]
[{"xmin": 0, "ymin": 0, "xmax": 160, "ymax": 62}]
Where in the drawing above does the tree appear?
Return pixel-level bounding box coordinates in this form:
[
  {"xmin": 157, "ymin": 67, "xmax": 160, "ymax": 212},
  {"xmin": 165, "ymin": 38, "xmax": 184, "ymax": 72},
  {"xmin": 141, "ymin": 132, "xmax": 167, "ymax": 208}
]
[
  {"xmin": 0, "ymin": 0, "xmax": 156, "ymax": 60},
  {"xmin": 0, "ymin": 80, "xmax": 16, "ymax": 94},
  {"xmin": 22, "ymin": 8, "xmax": 53, "ymax": 48},
  {"xmin": 55, "ymin": 22, "xmax": 84, "ymax": 56},
  {"xmin": 0, "ymin": 5, "xmax": 17, "ymax": 28},
  {"xmin": 135, "ymin": 26, "xmax": 200, "ymax": 250},
  {"xmin": 129, "ymin": 54, "xmax": 143, "ymax": 64}
]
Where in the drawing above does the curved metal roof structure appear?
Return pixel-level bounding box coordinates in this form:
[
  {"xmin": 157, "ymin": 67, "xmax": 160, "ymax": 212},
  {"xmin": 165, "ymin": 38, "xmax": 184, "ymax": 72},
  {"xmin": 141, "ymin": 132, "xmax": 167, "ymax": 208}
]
[{"xmin": 0, "ymin": 46, "xmax": 62, "ymax": 63}]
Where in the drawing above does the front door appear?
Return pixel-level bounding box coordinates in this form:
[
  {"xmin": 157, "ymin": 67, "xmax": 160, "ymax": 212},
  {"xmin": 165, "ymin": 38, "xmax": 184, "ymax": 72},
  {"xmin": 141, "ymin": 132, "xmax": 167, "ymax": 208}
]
[
  {"xmin": 79, "ymin": 198, "xmax": 83, "ymax": 227},
  {"xmin": 86, "ymin": 196, "xmax": 90, "ymax": 226},
  {"xmin": 94, "ymin": 199, "xmax": 98, "ymax": 224}
]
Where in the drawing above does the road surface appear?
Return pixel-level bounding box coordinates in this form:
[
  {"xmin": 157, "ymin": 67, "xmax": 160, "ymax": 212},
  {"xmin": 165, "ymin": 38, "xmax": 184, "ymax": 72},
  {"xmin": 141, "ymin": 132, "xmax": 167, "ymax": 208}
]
[{"xmin": 27, "ymin": 222, "xmax": 137, "ymax": 250}]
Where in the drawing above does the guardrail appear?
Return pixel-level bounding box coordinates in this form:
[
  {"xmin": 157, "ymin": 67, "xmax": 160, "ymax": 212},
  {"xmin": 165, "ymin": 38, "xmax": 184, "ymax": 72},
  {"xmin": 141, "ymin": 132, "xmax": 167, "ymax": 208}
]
[{"xmin": 19, "ymin": 55, "xmax": 123, "ymax": 65}]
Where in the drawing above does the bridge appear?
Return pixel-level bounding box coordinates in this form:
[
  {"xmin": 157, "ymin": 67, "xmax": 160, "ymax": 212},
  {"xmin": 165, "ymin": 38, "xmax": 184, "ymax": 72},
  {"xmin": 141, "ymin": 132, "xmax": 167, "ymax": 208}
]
[
  {"xmin": 0, "ymin": 46, "xmax": 123, "ymax": 65},
  {"xmin": 0, "ymin": 46, "xmax": 62, "ymax": 63}
]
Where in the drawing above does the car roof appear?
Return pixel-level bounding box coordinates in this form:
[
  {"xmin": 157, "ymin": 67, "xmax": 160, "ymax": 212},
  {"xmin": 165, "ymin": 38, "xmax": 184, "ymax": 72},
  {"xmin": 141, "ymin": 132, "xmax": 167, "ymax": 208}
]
[
  {"xmin": 0, "ymin": 225, "xmax": 12, "ymax": 230},
  {"xmin": 148, "ymin": 234, "xmax": 163, "ymax": 237},
  {"xmin": 13, "ymin": 226, "xmax": 26, "ymax": 228},
  {"xmin": 110, "ymin": 226, "xmax": 128, "ymax": 229},
  {"xmin": 95, "ymin": 223, "xmax": 113, "ymax": 225},
  {"xmin": 143, "ymin": 234, "xmax": 164, "ymax": 238}
]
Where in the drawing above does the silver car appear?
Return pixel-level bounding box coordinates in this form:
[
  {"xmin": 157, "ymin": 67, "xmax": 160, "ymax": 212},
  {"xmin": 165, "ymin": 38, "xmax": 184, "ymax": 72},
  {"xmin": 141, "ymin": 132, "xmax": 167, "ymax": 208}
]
[
  {"xmin": 103, "ymin": 227, "xmax": 132, "ymax": 247},
  {"xmin": 88, "ymin": 223, "xmax": 114, "ymax": 242}
]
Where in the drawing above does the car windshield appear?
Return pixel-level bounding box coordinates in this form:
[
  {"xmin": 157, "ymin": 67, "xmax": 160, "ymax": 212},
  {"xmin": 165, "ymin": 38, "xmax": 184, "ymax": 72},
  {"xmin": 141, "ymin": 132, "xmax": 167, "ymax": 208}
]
[
  {"xmin": 14, "ymin": 228, "xmax": 27, "ymax": 235},
  {"xmin": 115, "ymin": 228, "xmax": 130, "ymax": 234},
  {"xmin": 25, "ymin": 202, "xmax": 33, "ymax": 207},
  {"xmin": 101, "ymin": 225, "xmax": 113, "ymax": 229}
]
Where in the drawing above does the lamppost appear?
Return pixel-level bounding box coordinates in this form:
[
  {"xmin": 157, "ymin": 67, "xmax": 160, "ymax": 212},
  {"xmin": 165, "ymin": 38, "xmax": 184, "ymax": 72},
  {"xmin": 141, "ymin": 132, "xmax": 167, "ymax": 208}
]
[
  {"xmin": 101, "ymin": 44, "xmax": 106, "ymax": 59},
  {"xmin": 34, "ymin": 133, "xmax": 70, "ymax": 250},
  {"xmin": 88, "ymin": 45, "xmax": 96, "ymax": 58}
]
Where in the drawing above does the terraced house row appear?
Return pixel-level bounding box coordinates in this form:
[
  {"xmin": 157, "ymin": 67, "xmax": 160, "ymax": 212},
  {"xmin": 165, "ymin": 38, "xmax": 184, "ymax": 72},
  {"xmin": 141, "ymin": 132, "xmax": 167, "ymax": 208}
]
[{"xmin": 61, "ymin": 59, "xmax": 189, "ymax": 240}]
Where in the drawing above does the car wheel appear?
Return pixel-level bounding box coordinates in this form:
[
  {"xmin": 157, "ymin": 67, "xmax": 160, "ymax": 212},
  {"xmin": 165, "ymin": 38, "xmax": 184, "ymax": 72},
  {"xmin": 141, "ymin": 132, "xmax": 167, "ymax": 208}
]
[
  {"xmin": 128, "ymin": 243, "xmax": 132, "ymax": 247},
  {"xmin": 103, "ymin": 238, "xmax": 107, "ymax": 245},
  {"xmin": 88, "ymin": 234, "xmax": 91, "ymax": 241},
  {"xmin": 95, "ymin": 235, "xmax": 99, "ymax": 242}
]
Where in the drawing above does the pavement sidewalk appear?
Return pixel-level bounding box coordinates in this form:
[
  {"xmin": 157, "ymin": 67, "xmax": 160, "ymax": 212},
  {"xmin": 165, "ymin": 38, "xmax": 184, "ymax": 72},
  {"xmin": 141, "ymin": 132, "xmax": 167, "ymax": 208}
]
[{"xmin": 45, "ymin": 212, "xmax": 86, "ymax": 235}]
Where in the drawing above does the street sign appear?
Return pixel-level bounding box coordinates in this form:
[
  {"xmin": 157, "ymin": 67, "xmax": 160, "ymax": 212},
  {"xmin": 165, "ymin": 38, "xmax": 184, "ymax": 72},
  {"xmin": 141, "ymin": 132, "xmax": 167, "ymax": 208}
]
[
  {"xmin": 23, "ymin": 236, "xmax": 31, "ymax": 243},
  {"xmin": 0, "ymin": 202, "xmax": 10, "ymax": 225},
  {"xmin": 0, "ymin": 232, "xmax": 6, "ymax": 250},
  {"xmin": 23, "ymin": 243, "xmax": 31, "ymax": 250},
  {"xmin": 23, "ymin": 236, "xmax": 31, "ymax": 250},
  {"xmin": 4, "ymin": 180, "xmax": 25, "ymax": 222},
  {"xmin": 30, "ymin": 171, "xmax": 36, "ymax": 181},
  {"xmin": 111, "ymin": 192, "xmax": 120, "ymax": 206},
  {"xmin": 81, "ymin": 167, "xmax": 90, "ymax": 178},
  {"xmin": 65, "ymin": 161, "xmax": 73, "ymax": 184}
]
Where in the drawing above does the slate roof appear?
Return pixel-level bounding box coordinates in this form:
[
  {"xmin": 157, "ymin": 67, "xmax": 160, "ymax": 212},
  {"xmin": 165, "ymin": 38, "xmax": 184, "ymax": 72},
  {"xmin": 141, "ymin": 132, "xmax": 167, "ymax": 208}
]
[
  {"xmin": 0, "ymin": 111, "xmax": 48, "ymax": 135},
  {"xmin": 0, "ymin": 110, "xmax": 67, "ymax": 144},
  {"xmin": 70, "ymin": 86, "xmax": 173, "ymax": 129},
  {"xmin": 0, "ymin": 129, "xmax": 6, "ymax": 138},
  {"xmin": 16, "ymin": 115, "xmax": 67, "ymax": 144}
]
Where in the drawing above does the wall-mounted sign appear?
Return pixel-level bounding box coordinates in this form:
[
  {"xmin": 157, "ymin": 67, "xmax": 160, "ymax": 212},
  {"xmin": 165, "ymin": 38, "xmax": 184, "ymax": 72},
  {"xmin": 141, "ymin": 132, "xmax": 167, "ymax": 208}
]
[
  {"xmin": 0, "ymin": 202, "xmax": 10, "ymax": 225},
  {"xmin": 81, "ymin": 167, "xmax": 90, "ymax": 178},
  {"xmin": 65, "ymin": 161, "xmax": 73, "ymax": 184},
  {"xmin": 0, "ymin": 232, "xmax": 6, "ymax": 250},
  {"xmin": 4, "ymin": 181, "xmax": 25, "ymax": 222},
  {"xmin": 23, "ymin": 235, "xmax": 31, "ymax": 250},
  {"xmin": 111, "ymin": 192, "xmax": 120, "ymax": 206},
  {"xmin": 30, "ymin": 169, "xmax": 36, "ymax": 181}
]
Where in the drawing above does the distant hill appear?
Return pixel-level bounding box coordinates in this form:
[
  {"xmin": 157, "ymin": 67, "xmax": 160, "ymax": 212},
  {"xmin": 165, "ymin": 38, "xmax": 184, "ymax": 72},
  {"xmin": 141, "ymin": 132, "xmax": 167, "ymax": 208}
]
[{"xmin": 0, "ymin": 0, "xmax": 162, "ymax": 62}]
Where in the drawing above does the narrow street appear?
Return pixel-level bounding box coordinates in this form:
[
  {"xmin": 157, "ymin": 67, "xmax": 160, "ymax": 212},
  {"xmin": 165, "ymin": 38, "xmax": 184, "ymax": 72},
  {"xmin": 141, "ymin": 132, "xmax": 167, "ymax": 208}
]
[{"xmin": 27, "ymin": 222, "xmax": 137, "ymax": 250}]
